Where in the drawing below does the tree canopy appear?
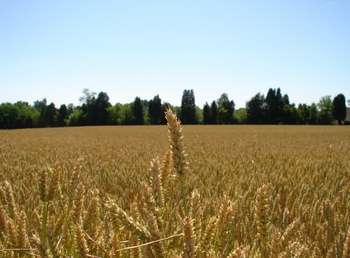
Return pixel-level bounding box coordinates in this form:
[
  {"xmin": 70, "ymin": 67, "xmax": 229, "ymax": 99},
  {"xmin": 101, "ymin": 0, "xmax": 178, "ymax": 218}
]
[
  {"xmin": 332, "ymin": 94, "xmax": 346, "ymax": 124},
  {"xmin": 180, "ymin": 90, "xmax": 197, "ymax": 124},
  {"xmin": 0, "ymin": 88, "xmax": 348, "ymax": 129}
]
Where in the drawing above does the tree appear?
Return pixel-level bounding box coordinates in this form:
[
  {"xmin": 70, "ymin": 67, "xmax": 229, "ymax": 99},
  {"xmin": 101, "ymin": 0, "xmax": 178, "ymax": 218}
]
[
  {"xmin": 79, "ymin": 89, "xmax": 97, "ymax": 125},
  {"xmin": 131, "ymin": 97, "xmax": 144, "ymax": 125},
  {"xmin": 210, "ymin": 101, "xmax": 218, "ymax": 124},
  {"xmin": 67, "ymin": 104, "xmax": 74, "ymax": 116},
  {"xmin": 282, "ymin": 103, "xmax": 299, "ymax": 124},
  {"xmin": 79, "ymin": 88, "xmax": 96, "ymax": 104},
  {"xmin": 246, "ymin": 93, "xmax": 265, "ymax": 124},
  {"xmin": 0, "ymin": 103, "xmax": 19, "ymax": 129},
  {"xmin": 309, "ymin": 103, "xmax": 319, "ymax": 124},
  {"xmin": 217, "ymin": 93, "xmax": 235, "ymax": 124},
  {"xmin": 34, "ymin": 99, "xmax": 48, "ymax": 127},
  {"xmin": 318, "ymin": 96, "xmax": 333, "ymax": 124},
  {"xmin": 121, "ymin": 104, "xmax": 133, "ymax": 125},
  {"xmin": 14, "ymin": 102, "xmax": 39, "ymax": 128},
  {"xmin": 332, "ymin": 94, "xmax": 346, "ymax": 124},
  {"xmin": 265, "ymin": 88, "xmax": 289, "ymax": 123},
  {"xmin": 57, "ymin": 104, "xmax": 68, "ymax": 126},
  {"xmin": 95, "ymin": 92, "xmax": 111, "ymax": 125},
  {"xmin": 281, "ymin": 94, "xmax": 292, "ymax": 123},
  {"xmin": 108, "ymin": 104, "xmax": 122, "ymax": 125},
  {"xmin": 276, "ymin": 88, "xmax": 285, "ymax": 121},
  {"xmin": 180, "ymin": 89, "xmax": 197, "ymax": 124},
  {"xmin": 297, "ymin": 104, "xmax": 310, "ymax": 124},
  {"xmin": 195, "ymin": 106, "xmax": 203, "ymax": 124},
  {"xmin": 235, "ymin": 108, "xmax": 247, "ymax": 123},
  {"xmin": 262, "ymin": 88, "xmax": 295, "ymax": 124},
  {"xmin": 44, "ymin": 103, "xmax": 57, "ymax": 127},
  {"xmin": 265, "ymin": 88, "xmax": 277, "ymax": 123},
  {"xmin": 202, "ymin": 103, "xmax": 211, "ymax": 124},
  {"xmin": 0, "ymin": 102, "xmax": 40, "ymax": 129},
  {"xmin": 67, "ymin": 108, "xmax": 85, "ymax": 126},
  {"xmin": 148, "ymin": 95, "xmax": 162, "ymax": 124}
]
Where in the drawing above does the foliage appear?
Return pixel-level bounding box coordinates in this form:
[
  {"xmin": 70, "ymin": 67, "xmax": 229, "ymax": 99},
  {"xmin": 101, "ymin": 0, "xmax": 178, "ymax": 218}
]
[
  {"xmin": 203, "ymin": 103, "xmax": 211, "ymax": 124},
  {"xmin": 180, "ymin": 89, "xmax": 197, "ymax": 124},
  {"xmin": 107, "ymin": 104, "xmax": 123, "ymax": 125},
  {"xmin": 246, "ymin": 93, "xmax": 265, "ymax": 124},
  {"xmin": 0, "ymin": 102, "xmax": 39, "ymax": 129},
  {"xmin": 318, "ymin": 95, "xmax": 333, "ymax": 124},
  {"xmin": 57, "ymin": 104, "xmax": 68, "ymax": 126},
  {"xmin": 217, "ymin": 93, "xmax": 235, "ymax": 124},
  {"xmin": 332, "ymin": 94, "xmax": 347, "ymax": 124},
  {"xmin": 79, "ymin": 89, "xmax": 111, "ymax": 125},
  {"xmin": 0, "ymin": 89, "xmax": 348, "ymax": 129},
  {"xmin": 131, "ymin": 97, "xmax": 145, "ymax": 125},
  {"xmin": 210, "ymin": 101, "xmax": 218, "ymax": 124},
  {"xmin": 235, "ymin": 108, "xmax": 247, "ymax": 123},
  {"xmin": 148, "ymin": 95, "xmax": 162, "ymax": 125}
]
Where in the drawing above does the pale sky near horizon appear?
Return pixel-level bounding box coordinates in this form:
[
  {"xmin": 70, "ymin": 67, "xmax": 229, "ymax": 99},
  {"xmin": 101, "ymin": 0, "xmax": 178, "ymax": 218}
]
[{"xmin": 1, "ymin": 0, "xmax": 349, "ymax": 108}]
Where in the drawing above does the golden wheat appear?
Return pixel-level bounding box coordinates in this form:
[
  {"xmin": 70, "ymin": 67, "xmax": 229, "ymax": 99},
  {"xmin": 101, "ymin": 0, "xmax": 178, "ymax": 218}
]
[{"xmin": 0, "ymin": 109, "xmax": 349, "ymax": 257}]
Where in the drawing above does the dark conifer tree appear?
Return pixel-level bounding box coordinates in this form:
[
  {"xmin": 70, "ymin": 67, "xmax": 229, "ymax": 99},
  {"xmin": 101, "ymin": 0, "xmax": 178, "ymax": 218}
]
[
  {"xmin": 202, "ymin": 102, "xmax": 211, "ymax": 124},
  {"xmin": 210, "ymin": 101, "xmax": 218, "ymax": 124},
  {"xmin": 57, "ymin": 104, "xmax": 68, "ymax": 126},
  {"xmin": 131, "ymin": 97, "xmax": 144, "ymax": 125},
  {"xmin": 332, "ymin": 94, "xmax": 346, "ymax": 124},
  {"xmin": 148, "ymin": 95, "xmax": 162, "ymax": 124},
  {"xmin": 180, "ymin": 89, "xmax": 197, "ymax": 124}
]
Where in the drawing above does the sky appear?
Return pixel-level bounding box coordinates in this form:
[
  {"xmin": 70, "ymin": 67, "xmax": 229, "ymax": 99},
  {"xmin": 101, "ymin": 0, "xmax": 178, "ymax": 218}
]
[{"xmin": 1, "ymin": 0, "xmax": 350, "ymax": 108}]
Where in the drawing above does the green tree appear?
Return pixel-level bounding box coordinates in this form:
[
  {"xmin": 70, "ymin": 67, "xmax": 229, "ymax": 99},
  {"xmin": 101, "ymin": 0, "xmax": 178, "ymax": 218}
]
[
  {"xmin": 0, "ymin": 102, "xmax": 40, "ymax": 129},
  {"xmin": 148, "ymin": 95, "xmax": 162, "ymax": 124},
  {"xmin": 309, "ymin": 103, "xmax": 319, "ymax": 124},
  {"xmin": 282, "ymin": 103, "xmax": 299, "ymax": 124},
  {"xmin": 57, "ymin": 104, "xmax": 68, "ymax": 126},
  {"xmin": 95, "ymin": 92, "xmax": 111, "ymax": 125},
  {"xmin": 44, "ymin": 103, "xmax": 57, "ymax": 127},
  {"xmin": 332, "ymin": 94, "xmax": 346, "ymax": 124},
  {"xmin": 297, "ymin": 104, "xmax": 310, "ymax": 124},
  {"xmin": 246, "ymin": 93, "xmax": 265, "ymax": 124},
  {"xmin": 131, "ymin": 97, "xmax": 144, "ymax": 125},
  {"xmin": 79, "ymin": 88, "xmax": 97, "ymax": 125},
  {"xmin": 121, "ymin": 104, "xmax": 133, "ymax": 125},
  {"xmin": 318, "ymin": 96, "xmax": 333, "ymax": 124},
  {"xmin": 210, "ymin": 101, "xmax": 218, "ymax": 124},
  {"xmin": 235, "ymin": 108, "xmax": 247, "ymax": 123},
  {"xmin": 276, "ymin": 88, "xmax": 285, "ymax": 121},
  {"xmin": 202, "ymin": 103, "xmax": 211, "ymax": 124},
  {"xmin": 34, "ymin": 98, "xmax": 48, "ymax": 127},
  {"xmin": 67, "ymin": 104, "xmax": 74, "ymax": 116},
  {"xmin": 15, "ymin": 102, "xmax": 40, "ymax": 128},
  {"xmin": 265, "ymin": 88, "xmax": 289, "ymax": 123},
  {"xmin": 180, "ymin": 89, "xmax": 197, "ymax": 124},
  {"xmin": 195, "ymin": 106, "xmax": 203, "ymax": 124},
  {"xmin": 68, "ymin": 108, "xmax": 85, "ymax": 126},
  {"xmin": 217, "ymin": 93, "xmax": 235, "ymax": 124},
  {"xmin": 0, "ymin": 103, "xmax": 19, "ymax": 129},
  {"xmin": 108, "ymin": 104, "xmax": 122, "ymax": 125},
  {"xmin": 265, "ymin": 88, "xmax": 277, "ymax": 123}
]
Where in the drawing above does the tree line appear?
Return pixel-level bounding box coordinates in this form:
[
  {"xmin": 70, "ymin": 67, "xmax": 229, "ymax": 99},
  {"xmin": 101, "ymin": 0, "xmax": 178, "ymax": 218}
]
[{"xmin": 0, "ymin": 88, "xmax": 348, "ymax": 129}]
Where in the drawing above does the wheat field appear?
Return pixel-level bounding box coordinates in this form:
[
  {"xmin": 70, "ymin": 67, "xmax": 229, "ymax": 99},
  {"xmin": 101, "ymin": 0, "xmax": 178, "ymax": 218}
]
[{"xmin": 0, "ymin": 110, "xmax": 349, "ymax": 257}]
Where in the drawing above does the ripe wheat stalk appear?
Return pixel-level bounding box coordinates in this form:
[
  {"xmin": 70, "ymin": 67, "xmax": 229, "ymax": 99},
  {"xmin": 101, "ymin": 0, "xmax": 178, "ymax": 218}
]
[{"xmin": 0, "ymin": 108, "xmax": 349, "ymax": 257}]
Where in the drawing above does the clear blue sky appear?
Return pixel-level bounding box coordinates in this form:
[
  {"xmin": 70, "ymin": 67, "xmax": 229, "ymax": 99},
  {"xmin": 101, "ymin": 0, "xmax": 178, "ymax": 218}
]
[{"xmin": 1, "ymin": 0, "xmax": 349, "ymax": 108}]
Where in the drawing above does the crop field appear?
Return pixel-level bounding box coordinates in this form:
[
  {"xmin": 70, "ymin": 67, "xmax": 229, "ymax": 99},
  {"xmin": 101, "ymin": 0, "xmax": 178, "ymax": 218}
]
[{"xmin": 0, "ymin": 110, "xmax": 349, "ymax": 257}]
